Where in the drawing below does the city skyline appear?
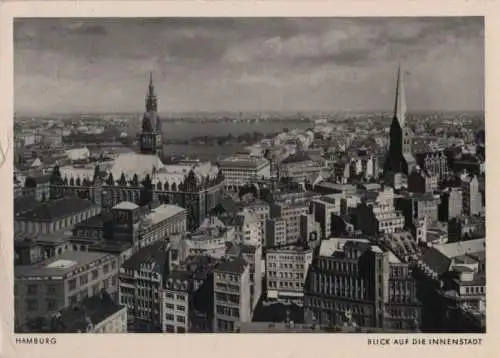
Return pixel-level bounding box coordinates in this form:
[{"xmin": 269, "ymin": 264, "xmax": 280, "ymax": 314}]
[{"xmin": 15, "ymin": 17, "xmax": 484, "ymax": 114}]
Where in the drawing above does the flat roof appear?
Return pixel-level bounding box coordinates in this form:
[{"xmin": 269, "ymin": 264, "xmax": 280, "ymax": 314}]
[
  {"xmin": 15, "ymin": 251, "xmax": 111, "ymax": 279},
  {"xmin": 142, "ymin": 204, "xmax": 186, "ymax": 227}
]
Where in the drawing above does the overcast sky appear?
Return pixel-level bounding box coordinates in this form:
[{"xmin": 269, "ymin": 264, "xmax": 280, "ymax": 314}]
[{"xmin": 14, "ymin": 17, "xmax": 484, "ymax": 114}]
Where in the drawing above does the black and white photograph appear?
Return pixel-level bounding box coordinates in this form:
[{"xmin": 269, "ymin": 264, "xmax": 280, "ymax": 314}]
[{"xmin": 12, "ymin": 17, "xmax": 485, "ymax": 334}]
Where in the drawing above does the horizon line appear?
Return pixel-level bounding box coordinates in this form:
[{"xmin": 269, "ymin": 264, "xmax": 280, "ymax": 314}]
[{"xmin": 14, "ymin": 109, "xmax": 485, "ymax": 117}]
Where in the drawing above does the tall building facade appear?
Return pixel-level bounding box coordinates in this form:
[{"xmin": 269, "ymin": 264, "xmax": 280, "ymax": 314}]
[
  {"xmin": 461, "ymin": 173, "xmax": 481, "ymax": 216},
  {"xmin": 384, "ymin": 66, "xmax": 416, "ymax": 175},
  {"xmin": 304, "ymin": 239, "xmax": 421, "ymax": 330}
]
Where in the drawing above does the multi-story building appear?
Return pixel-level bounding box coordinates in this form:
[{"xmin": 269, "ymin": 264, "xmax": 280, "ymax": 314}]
[
  {"xmin": 119, "ymin": 241, "xmax": 170, "ymax": 332},
  {"xmin": 354, "ymin": 188, "xmax": 405, "ymax": 235},
  {"xmin": 266, "ymin": 244, "xmax": 313, "ymax": 301},
  {"xmin": 161, "ymin": 255, "xmax": 218, "ymax": 333},
  {"xmin": 218, "ymin": 156, "xmax": 270, "ymax": 192},
  {"xmin": 304, "ymin": 238, "xmax": 421, "ymax": 330},
  {"xmin": 265, "ymin": 217, "xmax": 287, "ymax": 247},
  {"xmin": 19, "ymin": 291, "xmax": 127, "ymax": 333},
  {"xmin": 395, "ymin": 193, "xmax": 440, "ymax": 227},
  {"xmin": 414, "ymin": 142, "xmax": 449, "ymax": 179},
  {"xmin": 312, "ymin": 195, "xmax": 342, "ymax": 239},
  {"xmin": 439, "ymin": 187, "xmax": 462, "ymax": 222},
  {"xmin": 161, "ymin": 270, "xmax": 193, "ymax": 333},
  {"xmin": 279, "ymin": 151, "xmax": 327, "ymax": 183},
  {"xmin": 14, "ymin": 197, "xmax": 101, "ymax": 235},
  {"xmin": 15, "ymin": 251, "xmax": 119, "ymax": 330},
  {"xmin": 240, "ymin": 200, "xmax": 270, "ymax": 242},
  {"xmin": 137, "ymin": 204, "xmax": 187, "ymax": 248},
  {"xmin": 270, "ymin": 199, "xmax": 311, "ymax": 244},
  {"xmin": 213, "ymin": 258, "xmax": 252, "ymax": 332},
  {"xmin": 234, "ymin": 210, "xmax": 263, "ymax": 246},
  {"xmin": 226, "ymin": 243, "xmax": 263, "ymax": 312},
  {"xmin": 177, "ymin": 217, "xmax": 235, "ymax": 259},
  {"xmin": 416, "ymin": 238, "xmax": 485, "ymax": 332},
  {"xmin": 460, "ymin": 172, "xmax": 482, "ymax": 216},
  {"xmin": 407, "ymin": 167, "xmax": 439, "ymax": 194},
  {"xmin": 299, "ymin": 213, "xmax": 321, "ymax": 247}
]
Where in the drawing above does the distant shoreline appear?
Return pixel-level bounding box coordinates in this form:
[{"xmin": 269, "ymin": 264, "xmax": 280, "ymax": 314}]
[{"xmin": 13, "ymin": 110, "xmax": 485, "ymax": 120}]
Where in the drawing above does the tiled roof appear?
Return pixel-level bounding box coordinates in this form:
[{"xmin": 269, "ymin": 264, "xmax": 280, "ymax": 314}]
[{"xmin": 16, "ymin": 197, "xmax": 99, "ymax": 221}]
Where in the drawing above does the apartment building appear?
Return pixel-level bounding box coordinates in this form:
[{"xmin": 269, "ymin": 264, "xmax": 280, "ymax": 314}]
[
  {"xmin": 119, "ymin": 241, "xmax": 169, "ymax": 332},
  {"xmin": 226, "ymin": 243, "xmax": 263, "ymax": 312},
  {"xmin": 213, "ymin": 258, "xmax": 252, "ymax": 332},
  {"xmin": 266, "ymin": 244, "xmax": 313, "ymax": 301},
  {"xmin": 15, "ymin": 251, "xmax": 119, "ymax": 329}
]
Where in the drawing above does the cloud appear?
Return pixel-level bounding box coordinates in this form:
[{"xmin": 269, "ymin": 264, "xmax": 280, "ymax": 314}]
[{"xmin": 14, "ymin": 17, "xmax": 484, "ymax": 113}]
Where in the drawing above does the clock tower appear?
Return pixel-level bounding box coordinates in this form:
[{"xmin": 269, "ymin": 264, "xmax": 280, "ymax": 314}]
[{"xmin": 139, "ymin": 72, "xmax": 163, "ymax": 156}]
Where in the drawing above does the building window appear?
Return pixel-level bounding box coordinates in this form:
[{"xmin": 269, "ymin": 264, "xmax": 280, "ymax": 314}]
[
  {"xmin": 91, "ymin": 270, "xmax": 98, "ymax": 280},
  {"xmin": 176, "ymin": 294, "xmax": 184, "ymax": 301},
  {"xmin": 176, "ymin": 315, "xmax": 186, "ymax": 323},
  {"xmin": 80, "ymin": 289, "xmax": 89, "ymax": 300},
  {"xmin": 93, "ymin": 284, "xmax": 100, "ymax": 295},
  {"xmin": 165, "ymin": 324, "xmax": 175, "ymax": 332},
  {"xmin": 47, "ymin": 299, "xmax": 56, "ymax": 311},
  {"xmin": 176, "ymin": 305, "xmax": 185, "ymax": 312},
  {"xmin": 26, "ymin": 299, "xmax": 38, "ymax": 311},
  {"xmin": 111, "ymin": 260, "xmax": 117, "ymax": 270},
  {"xmin": 165, "ymin": 314, "xmax": 174, "ymax": 321},
  {"xmin": 46, "ymin": 285, "xmax": 57, "ymax": 295},
  {"xmin": 165, "ymin": 303, "xmax": 174, "ymax": 310},
  {"xmin": 27, "ymin": 285, "xmax": 38, "ymax": 295},
  {"xmin": 68, "ymin": 279, "xmax": 77, "ymax": 291},
  {"xmin": 177, "ymin": 327, "xmax": 186, "ymax": 333},
  {"xmin": 103, "ymin": 264, "xmax": 109, "ymax": 275},
  {"xmin": 80, "ymin": 274, "xmax": 89, "ymax": 286}
]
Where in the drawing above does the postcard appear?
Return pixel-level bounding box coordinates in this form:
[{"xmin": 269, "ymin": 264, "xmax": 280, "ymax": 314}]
[{"xmin": 0, "ymin": 1, "xmax": 495, "ymax": 358}]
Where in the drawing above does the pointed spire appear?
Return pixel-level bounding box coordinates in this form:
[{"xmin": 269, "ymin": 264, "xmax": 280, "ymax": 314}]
[
  {"xmin": 393, "ymin": 64, "xmax": 407, "ymax": 127},
  {"xmin": 148, "ymin": 71, "xmax": 155, "ymax": 96}
]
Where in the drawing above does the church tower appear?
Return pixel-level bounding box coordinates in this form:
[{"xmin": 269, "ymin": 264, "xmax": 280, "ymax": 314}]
[
  {"xmin": 139, "ymin": 72, "xmax": 163, "ymax": 156},
  {"xmin": 384, "ymin": 65, "xmax": 416, "ymax": 175}
]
